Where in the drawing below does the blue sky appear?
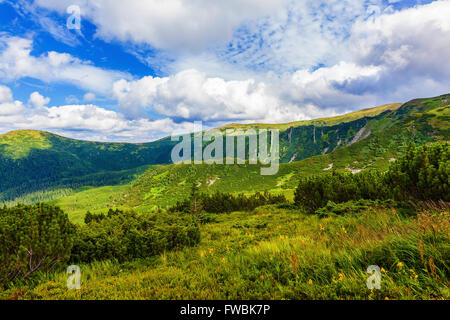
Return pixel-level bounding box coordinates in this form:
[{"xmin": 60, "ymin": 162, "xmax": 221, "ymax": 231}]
[{"xmin": 0, "ymin": 0, "xmax": 448, "ymax": 142}]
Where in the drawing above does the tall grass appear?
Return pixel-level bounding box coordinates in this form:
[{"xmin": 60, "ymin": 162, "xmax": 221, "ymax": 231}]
[{"xmin": 2, "ymin": 204, "xmax": 448, "ymax": 300}]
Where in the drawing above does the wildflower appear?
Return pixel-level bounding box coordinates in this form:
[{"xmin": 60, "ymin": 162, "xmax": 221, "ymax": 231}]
[
  {"xmin": 342, "ymin": 227, "xmax": 347, "ymax": 234},
  {"xmin": 260, "ymin": 275, "xmax": 265, "ymax": 280},
  {"xmin": 381, "ymin": 267, "xmax": 387, "ymax": 273},
  {"xmin": 338, "ymin": 273, "xmax": 344, "ymax": 281},
  {"xmin": 397, "ymin": 262, "xmax": 404, "ymax": 269},
  {"xmin": 319, "ymin": 224, "xmax": 324, "ymax": 231},
  {"xmin": 385, "ymin": 297, "xmax": 389, "ymax": 300},
  {"xmin": 308, "ymin": 279, "xmax": 313, "ymax": 285},
  {"xmin": 409, "ymin": 269, "xmax": 418, "ymax": 279}
]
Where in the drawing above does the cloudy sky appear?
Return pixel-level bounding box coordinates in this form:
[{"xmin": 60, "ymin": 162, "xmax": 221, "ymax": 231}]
[{"xmin": 0, "ymin": 0, "xmax": 449, "ymax": 142}]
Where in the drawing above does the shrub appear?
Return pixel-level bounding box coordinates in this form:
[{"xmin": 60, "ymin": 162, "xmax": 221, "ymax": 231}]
[
  {"xmin": 71, "ymin": 210, "xmax": 200, "ymax": 263},
  {"xmin": 314, "ymin": 199, "xmax": 396, "ymax": 217},
  {"xmin": 0, "ymin": 203, "xmax": 75, "ymax": 287},
  {"xmin": 294, "ymin": 170, "xmax": 387, "ymax": 213},
  {"xmin": 84, "ymin": 208, "xmax": 123, "ymax": 224},
  {"xmin": 170, "ymin": 190, "xmax": 287, "ymax": 214},
  {"xmin": 385, "ymin": 143, "xmax": 449, "ymax": 201},
  {"xmin": 294, "ymin": 143, "xmax": 449, "ymax": 213}
]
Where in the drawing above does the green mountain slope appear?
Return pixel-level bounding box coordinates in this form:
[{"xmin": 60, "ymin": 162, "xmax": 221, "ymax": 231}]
[
  {"xmin": 1, "ymin": 94, "xmax": 448, "ymax": 204},
  {"xmin": 0, "ymin": 131, "xmax": 177, "ymax": 200},
  {"xmin": 117, "ymin": 94, "xmax": 449, "ymax": 209}
]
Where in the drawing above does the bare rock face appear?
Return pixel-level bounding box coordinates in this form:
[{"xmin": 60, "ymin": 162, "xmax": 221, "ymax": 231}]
[
  {"xmin": 313, "ymin": 127, "xmax": 316, "ymax": 143},
  {"xmin": 289, "ymin": 153, "xmax": 298, "ymax": 163},
  {"xmin": 348, "ymin": 126, "xmax": 371, "ymax": 146},
  {"xmin": 288, "ymin": 127, "xmax": 293, "ymax": 144}
]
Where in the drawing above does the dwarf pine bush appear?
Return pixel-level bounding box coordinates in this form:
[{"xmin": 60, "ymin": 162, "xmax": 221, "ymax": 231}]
[
  {"xmin": 385, "ymin": 142, "xmax": 449, "ymax": 201},
  {"xmin": 295, "ymin": 143, "xmax": 449, "ymax": 213},
  {"xmin": 71, "ymin": 209, "xmax": 201, "ymax": 263},
  {"xmin": 0, "ymin": 203, "xmax": 75, "ymax": 287},
  {"xmin": 294, "ymin": 170, "xmax": 388, "ymax": 213}
]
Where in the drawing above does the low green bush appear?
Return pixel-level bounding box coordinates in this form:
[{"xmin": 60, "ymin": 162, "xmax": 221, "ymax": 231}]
[
  {"xmin": 314, "ymin": 199, "xmax": 395, "ymax": 217},
  {"xmin": 71, "ymin": 210, "xmax": 201, "ymax": 263},
  {"xmin": 170, "ymin": 188, "xmax": 287, "ymax": 214},
  {"xmin": 0, "ymin": 203, "xmax": 75, "ymax": 287},
  {"xmin": 385, "ymin": 142, "xmax": 449, "ymax": 201},
  {"xmin": 294, "ymin": 170, "xmax": 388, "ymax": 213},
  {"xmin": 295, "ymin": 143, "xmax": 449, "ymax": 213}
]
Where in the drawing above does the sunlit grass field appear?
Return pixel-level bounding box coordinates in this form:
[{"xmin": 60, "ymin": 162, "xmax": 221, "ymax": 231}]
[
  {"xmin": 49, "ymin": 185, "xmax": 132, "ymax": 224},
  {"xmin": 2, "ymin": 203, "xmax": 448, "ymax": 300}
]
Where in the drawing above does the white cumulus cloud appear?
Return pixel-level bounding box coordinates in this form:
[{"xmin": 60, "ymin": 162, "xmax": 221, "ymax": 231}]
[
  {"xmin": 0, "ymin": 85, "xmax": 194, "ymax": 142},
  {"xmin": 28, "ymin": 91, "xmax": 50, "ymax": 109},
  {"xmin": 0, "ymin": 36, "xmax": 130, "ymax": 95},
  {"xmin": 113, "ymin": 68, "xmax": 343, "ymax": 124},
  {"xmin": 0, "ymin": 84, "xmax": 25, "ymax": 116}
]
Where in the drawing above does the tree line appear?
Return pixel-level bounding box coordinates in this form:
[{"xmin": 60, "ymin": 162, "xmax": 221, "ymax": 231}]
[
  {"xmin": 294, "ymin": 142, "xmax": 449, "ymax": 213},
  {"xmin": 169, "ymin": 185, "xmax": 287, "ymax": 215}
]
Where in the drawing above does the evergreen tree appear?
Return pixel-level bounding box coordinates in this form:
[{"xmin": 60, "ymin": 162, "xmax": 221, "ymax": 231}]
[{"xmin": 189, "ymin": 182, "xmax": 203, "ymax": 217}]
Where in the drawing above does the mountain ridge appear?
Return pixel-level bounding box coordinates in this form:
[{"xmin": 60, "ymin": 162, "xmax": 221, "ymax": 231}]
[
  {"xmin": 1, "ymin": 94, "xmax": 448, "ymax": 203},
  {"xmin": 0, "ymin": 101, "xmax": 403, "ymax": 144}
]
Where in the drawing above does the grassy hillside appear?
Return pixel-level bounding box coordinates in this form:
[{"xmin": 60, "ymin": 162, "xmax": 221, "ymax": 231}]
[
  {"xmin": 220, "ymin": 103, "xmax": 403, "ymax": 130},
  {"xmin": 0, "ymin": 99, "xmax": 420, "ymax": 202},
  {"xmin": 34, "ymin": 94, "xmax": 448, "ymax": 223},
  {"xmin": 0, "ymin": 130, "xmax": 177, "ymax": 201},
  {"xmin": 1, "ymin": 94, "xmax": 448, "ymax": 219},
  {"xmin": 111, "ymin": 94, "xmax": 449, "ymax": 212}
]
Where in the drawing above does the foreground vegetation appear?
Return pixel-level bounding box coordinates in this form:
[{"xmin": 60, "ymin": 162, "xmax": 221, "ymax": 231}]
[
  {"xmin": 1, "ymin": 202, "xmax": 448, "ymax": 300},
  {"xmin": 0, "ymin": 205, "xmax": 200, "ymax": 289}
]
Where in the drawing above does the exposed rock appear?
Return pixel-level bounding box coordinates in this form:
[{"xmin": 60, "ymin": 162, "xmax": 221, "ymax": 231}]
[
  {"xmin": 346, "ymin": 167, "xmax": 362, "ymax": 174},
  {"xmin": 288, "ymin": 127, "xmax": 293, "ymax": 143},
  {"xmin": 289, "ymin": 153, "xmax": 298, "ymax": 163},
  {"xmin": 323, "ymin": 163, "xmax": 333, "ymax": 171},
  {"xmin": 207, "ymin": 177, "xmax": 219, "ymax": 186},
  {"xmin": 348, "ymin": 126, "xmax": 371, "ymax": 146}
]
